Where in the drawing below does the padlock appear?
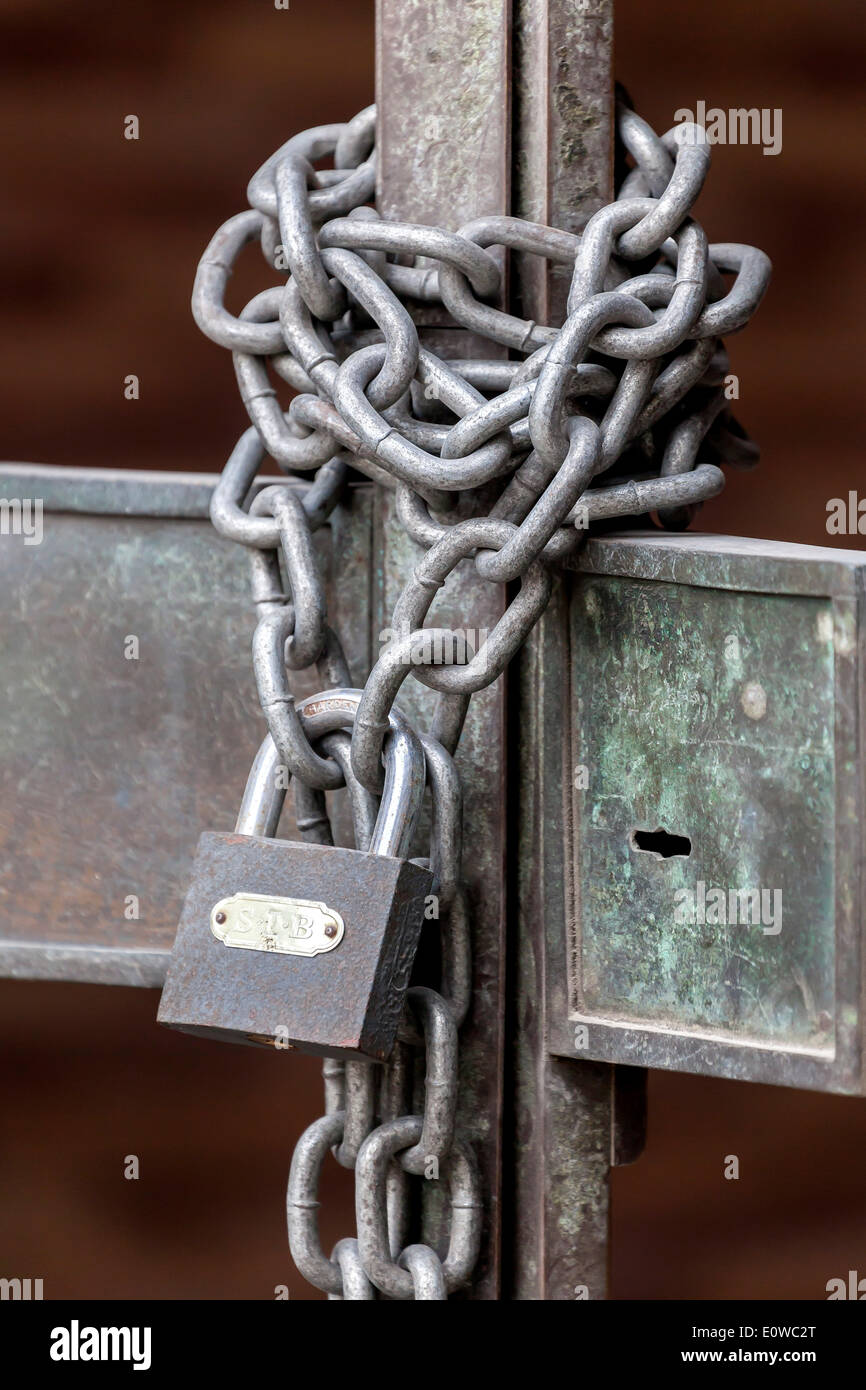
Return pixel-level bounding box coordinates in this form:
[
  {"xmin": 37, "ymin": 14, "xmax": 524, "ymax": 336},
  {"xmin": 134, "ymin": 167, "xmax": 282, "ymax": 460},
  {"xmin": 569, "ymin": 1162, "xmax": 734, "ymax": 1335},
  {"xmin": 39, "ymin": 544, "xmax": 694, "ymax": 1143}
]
[{"xmin": 157, "ymin": 690, "xmax": 431, "ymax": 1061}]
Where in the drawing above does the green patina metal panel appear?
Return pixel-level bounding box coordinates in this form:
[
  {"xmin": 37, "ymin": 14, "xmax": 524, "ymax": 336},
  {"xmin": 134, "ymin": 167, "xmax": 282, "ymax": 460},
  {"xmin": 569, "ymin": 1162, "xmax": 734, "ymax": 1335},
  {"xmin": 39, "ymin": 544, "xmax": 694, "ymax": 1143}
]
[{"xmin": 571, "ymin": 574, "xmax": 836, "ymax": 1049}]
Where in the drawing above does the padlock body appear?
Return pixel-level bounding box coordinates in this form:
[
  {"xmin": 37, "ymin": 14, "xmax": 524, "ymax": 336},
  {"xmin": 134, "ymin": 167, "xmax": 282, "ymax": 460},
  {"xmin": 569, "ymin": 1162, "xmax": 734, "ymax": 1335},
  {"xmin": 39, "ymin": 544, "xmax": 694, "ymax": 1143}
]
[{"xmin": 157, "ymin": 832, "xmax": 432, "ymax": 1060}]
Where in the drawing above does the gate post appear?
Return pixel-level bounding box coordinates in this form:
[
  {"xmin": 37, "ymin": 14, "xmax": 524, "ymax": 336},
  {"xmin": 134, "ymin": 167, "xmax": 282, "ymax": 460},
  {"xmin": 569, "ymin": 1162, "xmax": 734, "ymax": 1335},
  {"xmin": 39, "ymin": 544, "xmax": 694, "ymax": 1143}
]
[
  {"xmin": 376, "ymin": 0, "xmax": 640, "ymax": 1299},
  {"xmin": 508, "ymin": 0, "xmax": 647, "ymax": 1300},
  {"xmin": 376, "ymin": 0, "xmax": 512, "ymax": 1299}
]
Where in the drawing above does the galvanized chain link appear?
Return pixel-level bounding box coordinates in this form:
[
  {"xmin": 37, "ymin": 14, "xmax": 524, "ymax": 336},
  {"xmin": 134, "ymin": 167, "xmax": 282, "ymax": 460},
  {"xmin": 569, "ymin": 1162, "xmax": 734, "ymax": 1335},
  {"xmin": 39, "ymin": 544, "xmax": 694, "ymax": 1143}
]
[{"xmin": 196, "ymin": 97, "xmax": 769, "ymax": 1299}]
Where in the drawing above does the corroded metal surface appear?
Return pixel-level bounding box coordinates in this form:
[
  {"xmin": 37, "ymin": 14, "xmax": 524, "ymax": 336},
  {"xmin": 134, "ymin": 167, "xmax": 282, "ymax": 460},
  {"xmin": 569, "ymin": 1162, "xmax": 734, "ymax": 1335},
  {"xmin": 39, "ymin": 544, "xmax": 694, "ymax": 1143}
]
[
  {"xmin": 0, "ymin": 466, "xmax": 373, "ymax": 984},
  {"xmin": 508, "ymin": 0, "xmax": 625, "ymax": 1301},
  {"xmin": 0, "ymin": 463, "xmax": 247, "ymax": 518},
  {"xmin": 576, "ymin": 582, "xmax": 834, "ymax": 1043},
  {"xmin": 513, "ymin": 578, "xmax": 616, "ymax": 1300},
  {"xmin": 376, "ymin": 0, "xmax": 511, "ymax": 232},
  {"xmin": 552, "ymin": 532, "xmax": 866, "ymax": 1095},
  {"xmin": 157, "ymin": 833, "xmax": 431, "ymax": 1060},
  {"xmin": 513, "ymin": 0, "xmax": 613, "ymax": 324}
]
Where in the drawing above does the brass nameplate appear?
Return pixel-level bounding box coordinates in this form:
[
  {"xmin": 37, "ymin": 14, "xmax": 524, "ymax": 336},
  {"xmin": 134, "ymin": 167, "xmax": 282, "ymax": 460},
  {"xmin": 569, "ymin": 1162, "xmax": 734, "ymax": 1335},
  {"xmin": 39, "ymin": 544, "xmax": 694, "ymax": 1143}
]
[{"xmin": 210, "ymin": 893, "xmax": 344, "ymax": 957}]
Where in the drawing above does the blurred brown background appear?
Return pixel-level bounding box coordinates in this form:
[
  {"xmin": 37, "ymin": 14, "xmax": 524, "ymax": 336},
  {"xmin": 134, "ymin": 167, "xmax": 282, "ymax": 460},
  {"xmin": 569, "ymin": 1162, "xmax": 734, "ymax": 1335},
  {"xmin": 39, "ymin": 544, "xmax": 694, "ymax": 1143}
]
[{"xmin": 1, "ymin": 0, "xmax": 864, "ymax": 1299}]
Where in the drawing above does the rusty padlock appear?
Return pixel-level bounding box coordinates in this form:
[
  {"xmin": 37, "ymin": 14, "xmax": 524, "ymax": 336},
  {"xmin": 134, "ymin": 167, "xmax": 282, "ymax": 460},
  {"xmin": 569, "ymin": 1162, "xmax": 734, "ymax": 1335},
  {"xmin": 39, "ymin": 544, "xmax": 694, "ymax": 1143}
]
[{"xmin": 157, "ymin": 691, "xmax": 431, "ymax": 1060}]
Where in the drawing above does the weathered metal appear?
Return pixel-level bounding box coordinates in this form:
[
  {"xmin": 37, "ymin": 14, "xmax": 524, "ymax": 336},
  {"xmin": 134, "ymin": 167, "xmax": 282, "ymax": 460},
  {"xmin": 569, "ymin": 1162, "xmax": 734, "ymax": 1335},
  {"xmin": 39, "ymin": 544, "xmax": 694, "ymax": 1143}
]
[
  {"xmin": 192, "ymin": 99, "xmax": 769, "ymax": 543},
  {"xmin": 553, "ymin": 532, "xmax": 866, "ymax": 1095},
  {"xmin": 375, "ymin": 0, "xmax": 512, "ymax": 1300},
  {"xmin": 158, "ymin": 836, "xmax": 430, "ymax": 1059},
  {"xmin": 372, "ymin": 0, "xmax": 514, "ymax": 1301},
  {"xmin": 375, "ymin": 0, "xmax": 511, "ymax": 233},
  {"xmin": 508, "ymin": 0, "xmax": 628, "ymax": 1302},
  {"xmin": 513, "ymin": 0, "xmax": 614, "ymax": 326},
  {"xmin": 158, "ymin": 687, "xmax": 432, "ymax": 1059},
  {"xmin": 0, "ymin": 464, "xmax": 373, "ymax": 985},
  {"xmin": 0, "ymin": 0, "xmax": 797, "ymax": 1306}
]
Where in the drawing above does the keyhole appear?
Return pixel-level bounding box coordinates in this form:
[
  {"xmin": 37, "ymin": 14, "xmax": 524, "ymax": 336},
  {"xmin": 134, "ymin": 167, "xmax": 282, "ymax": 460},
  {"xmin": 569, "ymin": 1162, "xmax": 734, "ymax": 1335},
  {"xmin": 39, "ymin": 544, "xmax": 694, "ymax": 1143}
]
[{"xmin": 631, "ymin": 826, "xmax": 692, "ymax": 859}]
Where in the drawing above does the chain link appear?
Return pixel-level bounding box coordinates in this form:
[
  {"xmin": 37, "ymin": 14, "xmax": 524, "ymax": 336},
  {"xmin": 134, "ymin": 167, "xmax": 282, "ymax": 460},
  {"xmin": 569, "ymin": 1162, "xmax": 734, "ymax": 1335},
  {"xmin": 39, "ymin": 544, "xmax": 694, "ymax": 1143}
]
[{"xmin": 195, "ymin": 98, "xmax": 769, "ymax": 1299}]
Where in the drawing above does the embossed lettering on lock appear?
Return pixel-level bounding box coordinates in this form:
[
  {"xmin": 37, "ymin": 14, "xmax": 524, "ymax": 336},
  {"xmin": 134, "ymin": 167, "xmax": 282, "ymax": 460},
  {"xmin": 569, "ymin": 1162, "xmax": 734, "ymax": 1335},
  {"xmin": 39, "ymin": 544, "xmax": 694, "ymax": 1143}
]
[{"xmin": 210, "ymin": 892, "xmax": 344, "ymax": 956}]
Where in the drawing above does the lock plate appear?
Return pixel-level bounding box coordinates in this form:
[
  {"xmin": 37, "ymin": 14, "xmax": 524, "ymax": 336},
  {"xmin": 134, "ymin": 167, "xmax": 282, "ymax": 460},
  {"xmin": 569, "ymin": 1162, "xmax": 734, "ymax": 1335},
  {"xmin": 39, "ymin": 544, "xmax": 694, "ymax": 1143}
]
[
  {"xmin": 210, "ymin": 893, "xmax": 344, "ymax": 956},
  {"xmin": 573, "ymin": 577, "xmax": 834, "ymax": 1047},
  {"xmin": 547, "ymin": 533, "xmax": 866, "ymax": 1094}
]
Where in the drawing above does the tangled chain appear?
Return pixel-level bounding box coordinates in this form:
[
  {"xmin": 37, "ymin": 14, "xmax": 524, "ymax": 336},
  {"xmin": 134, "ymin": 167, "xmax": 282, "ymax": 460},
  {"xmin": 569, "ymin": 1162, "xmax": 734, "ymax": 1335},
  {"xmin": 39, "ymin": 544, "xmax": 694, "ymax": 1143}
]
[{"xmin": 194, "ymin": 99, "xmax": 770, "ymax": 1299}]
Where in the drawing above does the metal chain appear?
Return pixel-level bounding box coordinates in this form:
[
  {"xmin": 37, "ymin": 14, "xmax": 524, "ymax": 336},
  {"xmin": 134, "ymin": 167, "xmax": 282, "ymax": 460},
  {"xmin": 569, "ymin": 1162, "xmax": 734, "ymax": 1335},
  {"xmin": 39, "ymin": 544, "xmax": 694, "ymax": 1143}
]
[{"xmin": 195, "ymin": 97, "xmax": 769, "ymax": 1298}]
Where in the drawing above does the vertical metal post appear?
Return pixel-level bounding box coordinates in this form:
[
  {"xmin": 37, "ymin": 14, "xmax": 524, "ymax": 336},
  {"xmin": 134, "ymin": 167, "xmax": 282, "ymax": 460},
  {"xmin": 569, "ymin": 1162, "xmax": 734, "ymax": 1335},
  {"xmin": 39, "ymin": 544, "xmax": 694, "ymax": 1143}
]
[
  {"xmin": 376, "ymin": 0, "xmax": 513, "ymax": 1299},
  {"xmin": 512, "ymin": 0, "xmax": 615, "ymax": 323},
  {"xmin": 508, "ymin": 0, "xmax": 647, "ymax": 1301},
  {"xmin": 376, "ymin": 0, "xmax": 640, "ymax": 1299}
]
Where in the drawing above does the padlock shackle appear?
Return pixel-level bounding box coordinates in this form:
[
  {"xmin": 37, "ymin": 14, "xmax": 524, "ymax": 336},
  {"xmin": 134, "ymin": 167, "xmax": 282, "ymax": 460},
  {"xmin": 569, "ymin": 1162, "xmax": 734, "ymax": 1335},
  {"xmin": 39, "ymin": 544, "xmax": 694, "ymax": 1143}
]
[
  {"xmin": 235, "ymin": 688, "xmax": 425, "ymax": 859},
  {"xmin": 369, "ymin": 721, "xmax": 423, "ymax": 858},
  {"xmin": 235, "ymin": 734, "xmax": 287, "ymax": 838}
]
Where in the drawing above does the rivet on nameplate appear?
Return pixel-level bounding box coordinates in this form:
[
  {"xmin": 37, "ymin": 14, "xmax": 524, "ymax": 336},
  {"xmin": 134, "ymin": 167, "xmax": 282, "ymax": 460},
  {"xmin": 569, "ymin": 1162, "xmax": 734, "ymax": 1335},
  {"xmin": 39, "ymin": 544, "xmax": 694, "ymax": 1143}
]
[{"xmin": 209, "ymin": 893, "xmax": 344, "ymax": 957}]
